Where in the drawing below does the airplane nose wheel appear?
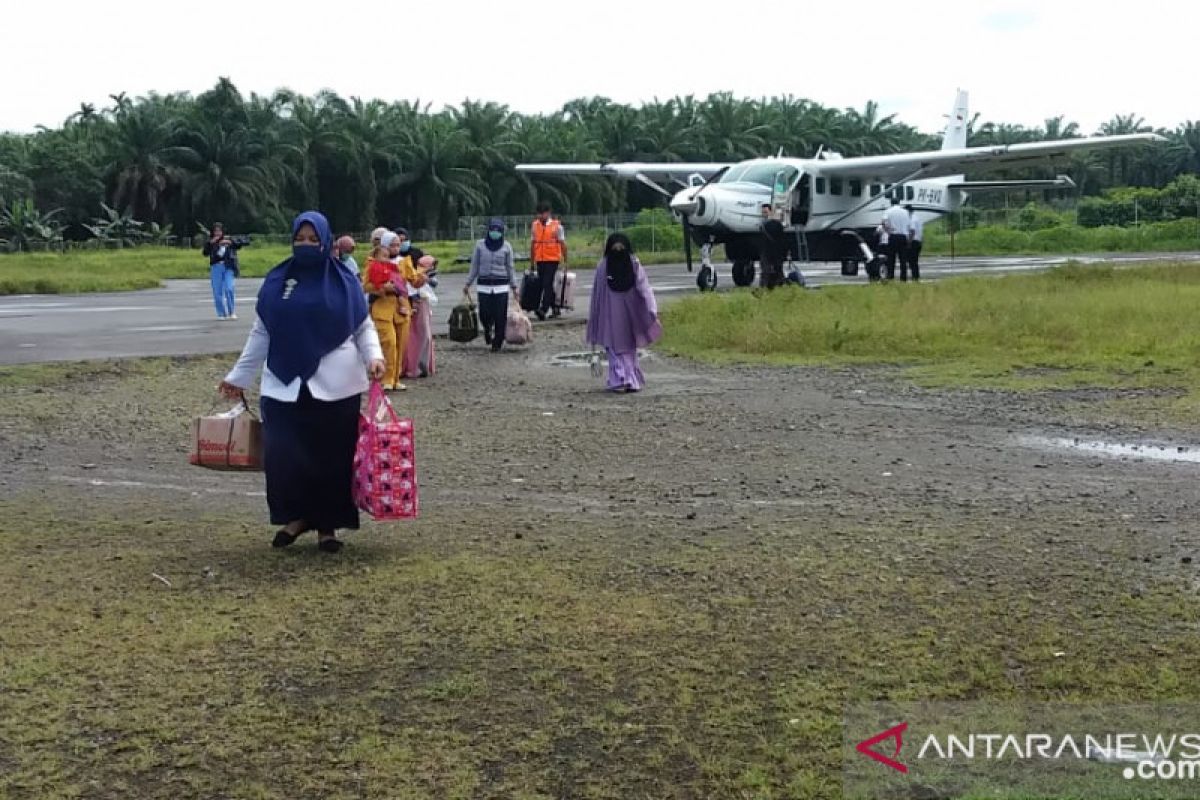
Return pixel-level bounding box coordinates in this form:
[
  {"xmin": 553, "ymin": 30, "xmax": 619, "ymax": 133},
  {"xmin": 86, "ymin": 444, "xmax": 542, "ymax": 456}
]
[{"xmin": 696, "ymin": 265, "xmax": 717, "ymax": 292}]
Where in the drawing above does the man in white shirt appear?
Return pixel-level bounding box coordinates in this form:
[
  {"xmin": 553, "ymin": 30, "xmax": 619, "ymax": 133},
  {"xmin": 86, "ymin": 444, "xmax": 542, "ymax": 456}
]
[
  {"xmin": 904, "ymin": 205, "xmax": 923, "ymax": 281},
  {"xmin": 883, "ymin": 199, "xmax": 911, "ymax": 281}
]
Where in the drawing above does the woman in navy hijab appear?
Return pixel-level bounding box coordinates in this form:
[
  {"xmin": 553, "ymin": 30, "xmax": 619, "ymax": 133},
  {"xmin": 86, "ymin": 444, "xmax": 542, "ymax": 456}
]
[{"xmin": 221, "ymin": 211, "xmax": 386, "ymax": 553}]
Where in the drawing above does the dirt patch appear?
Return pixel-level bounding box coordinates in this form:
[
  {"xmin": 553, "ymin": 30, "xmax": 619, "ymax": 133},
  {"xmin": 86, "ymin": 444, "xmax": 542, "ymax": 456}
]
[{"xmin": 2, "ymin": 326, "xmax": 1200, "ymax": 798}]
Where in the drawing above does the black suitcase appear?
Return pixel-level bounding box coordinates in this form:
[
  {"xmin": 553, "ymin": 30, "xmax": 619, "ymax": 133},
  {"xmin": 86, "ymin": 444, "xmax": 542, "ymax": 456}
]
[{"xmin": 519, "ymin": 271, "xmax": 541, "ymax": 312}]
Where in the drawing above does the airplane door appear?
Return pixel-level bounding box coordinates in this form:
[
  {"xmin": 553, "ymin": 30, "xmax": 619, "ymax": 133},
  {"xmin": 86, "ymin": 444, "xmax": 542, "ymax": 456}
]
[
  {"xmin": 771, "ymin": 170, "xmax": 792, "ymax": 221},
  {"xmin": 792, "ymin": 174, "xmax": 810, "ymax": 226}
]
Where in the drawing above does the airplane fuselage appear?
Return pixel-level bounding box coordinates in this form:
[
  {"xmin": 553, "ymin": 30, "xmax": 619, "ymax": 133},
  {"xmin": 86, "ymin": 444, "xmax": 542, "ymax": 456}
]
[{"xmin": 669, "ymin": 156, "xmax": 966, "ymax": 265}]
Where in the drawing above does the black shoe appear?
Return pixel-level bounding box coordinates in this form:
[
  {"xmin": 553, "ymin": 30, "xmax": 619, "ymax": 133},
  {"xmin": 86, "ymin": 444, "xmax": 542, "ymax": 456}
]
[
  {"xmin": 317, "ymin": 537, "xmax": 343, "ymax": 554},
  {"xmin": 491, "ymin": 342, "xmax": 503, "ymax": 353},
  {"xmin": 483, "ymin": 331, "xmax": 493, "ymax": 346},
  {"xmin": 272, "ymin": 529, "xmax": 300, "ymax": 548},
  {"xmin": 551, "ymin": 309, "xmax": 562, "ymax": 319},
  {"xmin": 535, "ymin": 310, "xmax": 547, "ymax": 321}
]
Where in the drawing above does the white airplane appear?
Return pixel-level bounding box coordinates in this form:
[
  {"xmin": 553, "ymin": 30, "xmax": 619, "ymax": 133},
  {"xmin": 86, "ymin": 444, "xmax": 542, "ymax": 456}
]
[{"xmin": 517, "ymin": 91, "xmax": 1163, "ymax": 289}]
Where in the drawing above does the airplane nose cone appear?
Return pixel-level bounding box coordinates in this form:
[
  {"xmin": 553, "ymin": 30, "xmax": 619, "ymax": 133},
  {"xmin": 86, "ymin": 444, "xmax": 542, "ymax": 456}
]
[{"xmin": 670, "ymin": 195, "xmax": 699, "ymax": 217}]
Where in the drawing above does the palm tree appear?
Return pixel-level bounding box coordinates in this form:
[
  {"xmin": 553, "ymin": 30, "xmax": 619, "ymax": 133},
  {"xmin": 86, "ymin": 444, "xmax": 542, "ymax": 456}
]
[
  {"xmin": 635, "ymin": 98, "xmax": 699, "ymax": 162},
  {"xmin": 387, "ymin": 114, "xmax": 486, "ymax": 231},
  {"xmin": 103, "ymin": 103, "xmax": 178, "ymax": 223},
  {"xmin": 842, "ymin": 101, "xmax": 908, "ymax": 155},
  {"xmin": 699, "ymin": 93, "xmax": 766, "ymax": 160},
  {"xmin": 166, "ymin": 121, "xmax": 277, "ymax": 230},
  {"xmin": 1099, "ymin": 114, "xmax": 1150, "ymax": 185},
  {"xmin": 275, "ymin": 90, "xmax": 354, "ymax": 212},
  {"xmin": 1041, "ymin": 116, "xmax": 1080, "ymax": 140}
]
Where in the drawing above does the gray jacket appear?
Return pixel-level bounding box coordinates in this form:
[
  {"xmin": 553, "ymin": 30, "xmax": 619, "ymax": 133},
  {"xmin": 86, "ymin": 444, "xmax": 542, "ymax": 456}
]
[{"xmin": 467, "ymin": 240, "xmax": 517, "ymax": 287}]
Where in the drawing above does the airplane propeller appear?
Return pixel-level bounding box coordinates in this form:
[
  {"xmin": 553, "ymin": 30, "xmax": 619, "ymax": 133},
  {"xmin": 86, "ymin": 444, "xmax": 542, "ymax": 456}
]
[
  {"xmin": 682, "ymin": 217, "xmax": 693, "ymax": 272},
  {"xmin": 671, "ymin": 166, "xmax": 728, "ymax": 278}
]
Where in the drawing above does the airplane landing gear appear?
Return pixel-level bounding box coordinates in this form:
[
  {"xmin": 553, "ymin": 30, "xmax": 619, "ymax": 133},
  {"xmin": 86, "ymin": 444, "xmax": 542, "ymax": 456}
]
[
  {"xmin": 731, "ymin": 260, "xmax": 756, "ymax": 287},
  {"xmin": 696, "ymin": 264, "xmax": 717, "ymax": 291}
]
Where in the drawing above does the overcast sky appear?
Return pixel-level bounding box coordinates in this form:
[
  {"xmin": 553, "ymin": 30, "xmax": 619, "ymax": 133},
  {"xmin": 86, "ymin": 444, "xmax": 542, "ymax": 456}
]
[{"xmin": 4, "ymin": 0, "xmax": 1195, "ymax": 136}]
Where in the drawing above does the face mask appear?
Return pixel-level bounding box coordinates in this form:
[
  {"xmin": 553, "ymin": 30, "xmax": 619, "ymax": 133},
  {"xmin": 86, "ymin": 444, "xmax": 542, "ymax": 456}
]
[
  {"xmin": 292, "ymin": 243, "xmax": 324, "ymax": 269},
  {"xmin": 399, "ymin": 241, "xmax": 411, "ymax": 253},
  {"xmin": 339, "ymin": 253, "xmax": 350, "ymax": 262},
  {"xmin": 488, "ymin": 230, "xmax": 503, "ymax": 241}
]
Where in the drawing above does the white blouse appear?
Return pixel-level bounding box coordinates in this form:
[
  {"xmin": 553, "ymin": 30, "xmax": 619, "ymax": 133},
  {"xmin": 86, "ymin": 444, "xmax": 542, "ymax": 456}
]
[{"xmin": 225, "ymin": 317, "xmax": 384, "ymax": 402}]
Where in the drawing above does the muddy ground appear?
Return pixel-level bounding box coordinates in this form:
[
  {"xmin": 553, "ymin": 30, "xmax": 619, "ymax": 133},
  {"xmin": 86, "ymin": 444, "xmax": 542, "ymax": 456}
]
[{"xmin": 2, "ymin": 323, "xmax": 1200, "ymax": 799}]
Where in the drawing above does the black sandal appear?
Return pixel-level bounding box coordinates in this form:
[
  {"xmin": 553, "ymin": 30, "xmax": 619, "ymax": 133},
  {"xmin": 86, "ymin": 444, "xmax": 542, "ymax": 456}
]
[
  {"xmin": 272, "ymin": 529, "xmax": 300, "ymax": 548},
  {"xmin": 317, "ymin": 537, "xmax": 344, "ymax": 554},
  {"xmin": 272, "ymin": 522, "xmax": 309, "ymax": 548}
]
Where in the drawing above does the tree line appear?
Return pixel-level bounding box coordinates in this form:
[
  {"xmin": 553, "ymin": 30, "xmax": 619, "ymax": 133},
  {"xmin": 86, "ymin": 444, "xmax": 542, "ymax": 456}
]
[{"xmin": 1, "ymin": 77, "xmax": 1198, "ymax": 245}]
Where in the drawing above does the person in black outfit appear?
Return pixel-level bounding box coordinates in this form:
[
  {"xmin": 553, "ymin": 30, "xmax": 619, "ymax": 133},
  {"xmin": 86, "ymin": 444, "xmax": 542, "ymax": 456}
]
[{"xmin": 759, "ymin": 208, "xmax": 788, "ymax": 290}]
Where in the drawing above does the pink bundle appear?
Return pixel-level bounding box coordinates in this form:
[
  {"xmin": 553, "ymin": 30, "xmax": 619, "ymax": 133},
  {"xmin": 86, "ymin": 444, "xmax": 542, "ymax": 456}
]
[{"xmin": 352, "ymin": 382, "xmax": 419, "ymax": 520}]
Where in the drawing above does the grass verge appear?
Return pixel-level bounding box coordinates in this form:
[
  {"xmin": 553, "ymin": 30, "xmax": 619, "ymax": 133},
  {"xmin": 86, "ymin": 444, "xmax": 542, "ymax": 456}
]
[
  {"xmin": 0, "ymin": 241, "xmax": 464, "ymax": 295},
  {"xmin": 660, "ymin": 261, "xmax": 1200, "ymax": 416}
]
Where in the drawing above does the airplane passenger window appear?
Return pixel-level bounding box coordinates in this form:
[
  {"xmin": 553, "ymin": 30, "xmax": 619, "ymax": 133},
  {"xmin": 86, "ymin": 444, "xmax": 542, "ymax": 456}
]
[
  {"xmin": 905, "ymin": 186, "xmax": 915, "ymax": 201},
  {"xmin": 830, "ymin": 178, "xmax": 843, "ymax": 196},
  {"xmin": 850, "ymin": 180, "xmax": 863, "ymax": 197},
  {"xmin": 815, "ymin": 177, "xmax": 826, "ymax": 194},
  {"xmin": 870, "ymin": 184, "xmax": 881, "ymax": 197}
]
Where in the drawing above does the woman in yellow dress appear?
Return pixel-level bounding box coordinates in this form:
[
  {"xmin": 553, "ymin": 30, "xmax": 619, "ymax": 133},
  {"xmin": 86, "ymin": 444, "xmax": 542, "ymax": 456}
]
[{"xmin": 361, "ymin": 231, "xmax": 427, "ymax": 391}]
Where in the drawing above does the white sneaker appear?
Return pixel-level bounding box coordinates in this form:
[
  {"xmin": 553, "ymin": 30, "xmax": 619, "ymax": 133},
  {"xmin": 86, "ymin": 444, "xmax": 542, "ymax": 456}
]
[{"xmin": 229, "ymin": 314, "xmax": 239, "ymax": 320}]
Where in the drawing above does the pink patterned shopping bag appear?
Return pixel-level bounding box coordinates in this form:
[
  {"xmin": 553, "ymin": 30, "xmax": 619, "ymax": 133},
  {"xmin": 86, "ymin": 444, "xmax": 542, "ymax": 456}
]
[{"xmin": 352, "ymin": 383, "xmax": 419, "ymax": 520}]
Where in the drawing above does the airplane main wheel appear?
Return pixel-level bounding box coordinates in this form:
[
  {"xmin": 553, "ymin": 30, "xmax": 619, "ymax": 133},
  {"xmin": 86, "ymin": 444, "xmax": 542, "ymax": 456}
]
[
  {"xmin": 696, "ymin": 265, "xmax": 717, "ymax": 292},
  {"xmin": 731, "ymin": 260, "xmax": 756, "ymax": 287}
]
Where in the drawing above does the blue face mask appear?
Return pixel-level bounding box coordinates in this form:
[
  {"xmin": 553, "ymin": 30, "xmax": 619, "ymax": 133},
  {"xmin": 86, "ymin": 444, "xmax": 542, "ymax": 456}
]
[
  {"xmin": 292, "ymin": 243, "xmax": 325, "ymax": 269},
  {"xmin": 399, "ymin": 241, "xmax": 411, "ymax": 253},
  {"xmin": 488, "ymin": 230, "xmax": 503, "ymax": 241}
]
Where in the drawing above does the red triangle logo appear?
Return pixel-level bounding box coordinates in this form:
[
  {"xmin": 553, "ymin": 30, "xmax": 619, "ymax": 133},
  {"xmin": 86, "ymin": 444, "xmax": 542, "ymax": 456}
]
[{"xmin": 856, "ymin": 722, "xmax": 909, "ymax": 773}]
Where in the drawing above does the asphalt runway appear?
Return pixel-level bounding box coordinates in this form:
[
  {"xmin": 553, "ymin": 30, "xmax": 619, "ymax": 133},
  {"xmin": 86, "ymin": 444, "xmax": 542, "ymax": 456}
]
[{"xmin": 2, "ymin": 252, "xmax": 1197, "ymax": 365}]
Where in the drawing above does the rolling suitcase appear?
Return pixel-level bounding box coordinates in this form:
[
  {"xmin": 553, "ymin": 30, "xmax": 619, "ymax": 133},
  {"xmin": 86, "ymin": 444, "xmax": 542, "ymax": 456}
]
[
  {"xmin": 554, "ymin": 269, "xmax": 577, "ymax": 310},
  {"xmin": 519, "ymin": 271, "xmax": 541, "ymax": 312}
]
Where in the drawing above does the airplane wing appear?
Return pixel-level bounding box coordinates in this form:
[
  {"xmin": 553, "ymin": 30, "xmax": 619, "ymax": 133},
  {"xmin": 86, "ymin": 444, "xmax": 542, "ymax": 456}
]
[
  {"xmin": 948, "ymin": 175, "xmax": 1077, "ymax": 192},
  {"xmin": 516, "ymin": 162, "xmax": 730, "ymax": 180},
  {"xmin": 814, "ymin": 134, "xmax": 1164, "ymax": 182}
]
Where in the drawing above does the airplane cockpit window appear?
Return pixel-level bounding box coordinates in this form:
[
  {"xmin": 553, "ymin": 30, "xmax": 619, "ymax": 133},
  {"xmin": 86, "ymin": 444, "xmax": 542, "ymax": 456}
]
[
  {"xmin": 719, "ymin": 164, "xmax": 750, "ymax": 183},
  {"xmin": 721, "ymin": 163, "xmax": 798, "ymax": 188}
]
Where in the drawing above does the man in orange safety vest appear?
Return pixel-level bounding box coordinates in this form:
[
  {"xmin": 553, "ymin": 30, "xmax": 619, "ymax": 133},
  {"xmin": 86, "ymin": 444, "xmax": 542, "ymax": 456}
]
[{"xmin": 530, "ymin": 201, "xmax": 568, "ymax": 320}]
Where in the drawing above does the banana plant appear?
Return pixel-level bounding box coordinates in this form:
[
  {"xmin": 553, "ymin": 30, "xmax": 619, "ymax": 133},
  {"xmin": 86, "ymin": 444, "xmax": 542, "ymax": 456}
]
[{"xmin": 0, "ymin": 199, "xmax": 65, "ymax": 251}]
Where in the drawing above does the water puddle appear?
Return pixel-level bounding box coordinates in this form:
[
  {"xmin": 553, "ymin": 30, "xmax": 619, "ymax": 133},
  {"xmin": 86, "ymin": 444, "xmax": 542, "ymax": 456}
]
[
  {"xmin": 549, "ymin": 350, "xmax": 651, "ymax": 367},
  {"xmin": 1020, "ymin": 435, "xmax": 1200, "ymax": 464}
]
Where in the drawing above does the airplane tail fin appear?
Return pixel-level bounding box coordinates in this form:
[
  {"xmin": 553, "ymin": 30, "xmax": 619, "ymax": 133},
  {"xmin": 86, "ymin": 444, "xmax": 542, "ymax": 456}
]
[{"xmin": 942, "ymin": 89, "xmax": 969, "ymax": 151}]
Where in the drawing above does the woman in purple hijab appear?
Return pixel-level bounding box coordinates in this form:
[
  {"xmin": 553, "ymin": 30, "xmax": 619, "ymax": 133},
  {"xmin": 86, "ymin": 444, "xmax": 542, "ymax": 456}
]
[{"xmin": 586, "ymin": 233, "xmax": 663, "ymax": 393}]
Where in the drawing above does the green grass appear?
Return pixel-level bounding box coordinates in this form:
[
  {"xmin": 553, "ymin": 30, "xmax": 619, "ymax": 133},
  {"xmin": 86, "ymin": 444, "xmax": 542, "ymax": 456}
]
[
  {"xmin": 661, "ymin": 261, "xmax": 1200, "ymax": 414},
  {"xmin": 923, "ymin": 218, "xmax": 1200, "ymax": 256},
  {"xmin": 3, "ymin": 496, "xmax": 1200, "ymax": 799},
  {"xmin": 7, "ymin": 216, "xmax": 1197, "ymax": 296},
  {"xmin": 0, "ymin": 239, "xmax": 691, "ymax": 296},
  {"xmin": 0, "ymin": 241, "xmax": 464, "ymax": 295}
]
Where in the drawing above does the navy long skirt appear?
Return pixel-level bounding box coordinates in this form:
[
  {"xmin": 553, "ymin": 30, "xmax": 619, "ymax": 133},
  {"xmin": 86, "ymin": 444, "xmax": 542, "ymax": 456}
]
[{"xmin": 260, "ymin": 386, "xmax": 361, "ymax": 532}]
